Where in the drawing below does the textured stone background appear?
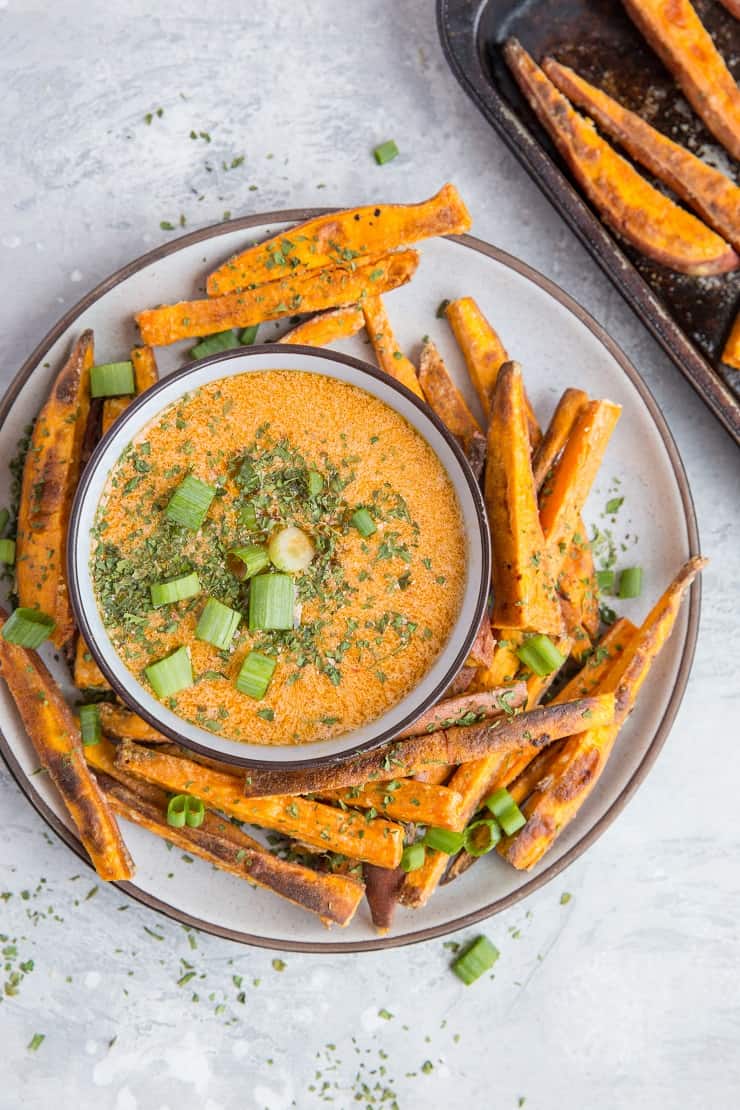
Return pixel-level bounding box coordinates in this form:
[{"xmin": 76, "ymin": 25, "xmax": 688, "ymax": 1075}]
[{"xmin": 0, "ymin": 2, "xmax": 738, "ymax": 1108}]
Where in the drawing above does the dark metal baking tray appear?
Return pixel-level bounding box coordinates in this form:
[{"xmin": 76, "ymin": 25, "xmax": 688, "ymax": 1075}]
[{"xmin": 438, "ymin": 0, "xmax": 740, "ymax": 443}]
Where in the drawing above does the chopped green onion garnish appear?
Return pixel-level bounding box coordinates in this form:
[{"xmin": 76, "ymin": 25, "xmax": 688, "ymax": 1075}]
[
  {"xmin": 0, "ymin": 538, "xmax": 15, "ymax": 565},
  {"xmin": 189, "ymin": 329, "xmax": 240, "ymax": 360},
  {"xmin": 307, "ymin": 470, "xmax": 323, "ymax": 497},
  {"xmin": 596, "ymin": 569, "xmax": 615, "ymax": 593},
  {"xmin": 145, "ymin": 646, "xmax": 193, "ymax": 698},
  {"xmin": 167, "ymin": 794, "xmax": 206, "ymax": 828},
  {"xmin": 195, "ymin": 597, "xmax": 242, "ymax": 650},
  {"xmin": 351, "ymin": 508, "xmax": 377, "ymax": 537},
  {"xmin": 239, "ymin": 325, "xmax": 259, "ymax": 345},
  {"xmin": 1, "ymin": 607, "xmax": 56, "ymax": 648},
  {"xmin": 235, "ymin": 651, "xmax": 276, "ymax": 699},
  {"xmin": 374, "ymin": 139, "xmax": 399, "ymax": 165},
  {"xmin": 484, "ymin": 787, "xmax": 527, "ymax": 836},
  {"xmin": 90, "ymin": 361, "xmax": 135, "ymax": 398},
  {"xmin": 230, "ymin": 543, "xmax": 270, "ymax": 580},
  {"xmin": 463, "ymin": 817, "xmax": 501, "ymax": 856},
  {"xmin": 248, "ymin": 573, "xmax": 295, "ymax": 630},
  {"xmin": 268, "ymin": 526, "xmax": 315, "ymax": 573},
  {"xmin": 400, "ymin": 842, "xmax": 426, "ymax": 872},
  {"xmin": 452, "ymin": 935, "xmax": 499, "ymax": 985},
  {"xmin": 239, "ymin": 502, "xmax": 259, "ymax": 531},
  {"xmin": 165, "ymin": 475, "xmax": 216, "ymax": 529},
  {"xmin": 149, "ymin": 571, "xmax": 201, "ymax": 608},
  {"xmin": 423, "ymin": 827, "xmax": 465, "ymax": 855},
  {"xmin": 516, "ymin": 634, "xmax": 566, "ymax": 677},
  {"xmin": 618, "ymin": 566, "xmax": 643, "ymax": 599},
  {"xmin": 0, "ymin": 508, "xmax": 9, "ymax": 534},
  {"xmin": 79, "ymin": 704, "xmax": 102, "ymax": 746}
]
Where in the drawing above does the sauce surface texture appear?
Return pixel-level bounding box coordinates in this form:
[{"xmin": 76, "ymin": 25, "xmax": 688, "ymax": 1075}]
[{"xmin": 92, "ymin": 370, "xmax": 466, "ymax": 744}]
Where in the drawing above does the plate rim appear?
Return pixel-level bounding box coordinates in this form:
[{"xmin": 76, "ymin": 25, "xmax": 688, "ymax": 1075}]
[{"xmin": 0, "ymin": 208, "xmax": 701, "ymax": 952}]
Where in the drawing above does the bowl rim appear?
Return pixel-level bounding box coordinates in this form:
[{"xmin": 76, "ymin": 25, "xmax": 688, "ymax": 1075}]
[{"xmin": 67, "ymin": 342, "xmax": 492, "ymax": 770}]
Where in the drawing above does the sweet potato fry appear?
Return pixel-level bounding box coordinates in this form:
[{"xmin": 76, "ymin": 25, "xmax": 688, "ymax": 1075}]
[
  {"xmin": 485, "ymin": 361, "xmax": 563, "ymax": 635},
  {"xmin": 278, "ymin": 306, "xmax": 364, "ymax": 346},
  {"xmin": 445, "ymin": 666, "xmax": 476, "ymax": 696},
  {"xmin": 115, "ymin": 742, "xmax": 404, "ymax": 868},
  {"xmin": 0, "ymin": 610, "xmax": 132, "ymax": 880},
  {"xmin": 543, "ymin": 58, "xmax": 740, "ymax": 252},
  {"xmin": 622, "ymin": 0, "xmax": 740, "ymax": 161},
  {"xmin": 465, "ymin": 617, "xmax": 496, "ymax": 669},
  {"xmin": 73, "ymin": 636, "xmax": 110, "ymax": 690},
  {"xmin": 136, "ymin": 251, "xmax": 420, "ymax": 346},
  {"xmin": 473, "ymin": 631, "xmax": 523, "ymax": 690},
  {"xmin": 532, "ymin": 388, "xmax": 589, "ymax": 492},
  {"xmin": 364, "ymin": 863, "xmax": 405, "ymax": 933},
  {"xmin": 504, "ymin": 39, "xmax": 738, "ymax": 275},
  {"xmin": 16, "ymin": 331, "xmax": 93, "ymax": 657},
  {"xmin": 721, "ymin": 310, "xmax": 740, "ymax": 371},
  {"xmin": 718, "ymin": 0, "xmax": 740, "ymax": 18},
  {"xmin": 323, "ymin": 779, "xmax": 464, "ymax": 829},
  {"xmin": 395, "ymin": 682, "xmax": 527, "ymax": 738},
  {"xmin": 98, "ymin": 702, "xmax": 168, "ymax": 742},
  {"xmin": 206, "ymin": 184, "xmax": 471, "ymax": 295},
  {"xmin": 417, "ymin": 337, "xmax": 486, "ymax": 476},
  {"xmin": 102, "ymin": 345, "xmax": 159, "ymax": 435},
  {"xmin": 361, "ymin": 295, "xmax": 425, "ymax": 398}
]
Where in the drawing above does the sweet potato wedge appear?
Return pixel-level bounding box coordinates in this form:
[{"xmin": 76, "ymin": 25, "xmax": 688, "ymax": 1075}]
[
  {"xmin": 717, "ymin": 0, "xmax": 740, "ymax": 18},
  {"xmin": 115, "ymin": 742, "xmax": 404, "ymax": 868},
  {"xmin": 73, "ymin": 636, "xmax": 110, "ymax": 690},
  {"xmin": 15, "ymin": 331, "xmax": 93, "ymax": 656},
  {"xmin": 543, "ymin": 58, "xmax": 740, "ymax": 252},
  {"xmin": 485, "ymin": 361, "xmax": 563, "ymax": 635},
  {"xmin": 473, "ymin": 631, "xmax": 523, "ymax": 690},
  {"xmin": 361, "ymin": 295, "xmax": 425, "ymax": 398},
  {"xmin": 278, "ymin": 306, "xmax": 364, "ymax": 346},
  {"xmin": 396, "ymin": 682, "xmax": 527, "ymax": 738},
  {"xmin": 102, "ymin": 345, "xmax": 159, "ymax": 435},
  {"xmin": 417, "ymin": 337, "xmax": 486, "ymax": 476},
  {"xmin": 465, "ymin": 618, "xmax": 497, "ymax": 669},
  {"xmin": 504, "ymin": 39, "xmax": 738, "ymax": 275},
  {"xmin": 0, "ymin": 610, "xmax": 132, "ymax": 881},
  {"xmin": 206, "ymin": 184, "xmax": 471, "ymax": 295},
  {"xmin": 721, "ymin": 310, "xmax": 740, "ymax": 371},
  {"xmin": 364, "ymin": 863, "xmax": 405, "ymax": 934},
  {"xmin": 622, "ymin": 0, "xmax": 740, "ymax": 161},
  {"xmin": 323, "ymin": 779, "xmax": 464, "ymax": 829},
  {"xmin": 98, "ymin": 702, "xmax": 168, "ymax": 742},
  {"xmin": 136, "ymin": 251, "xmax": 420, "ymax": 346},
  {"xmin": 532, "ymin": 388, "xmax": 589, "ymax": 492}
]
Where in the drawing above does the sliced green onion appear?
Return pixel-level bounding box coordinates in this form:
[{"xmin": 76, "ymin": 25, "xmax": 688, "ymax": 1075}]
[
  {"xmin": 484, "ymin": 787, "xmax": 527, "ymax": 836},
  {"xmin": 1, "ymin": 607, "xmax": 56, "ymax": 648},
  {"xmin": 596, "ymin": 569, "xmax": 615, "ymax": 593},
  {"xmin": 239, "ymin": 502, "xmax": 259, "ymax": 531},
  {"xmin": 463, "ymin": 817, "xmax": 501, "ymax": 857},
  {"xmin": 167, "ymin": 794, "xmax": 206, "ymax": 829},
  {"xmin": 239, "ymin": 325, "xmax": 259, "ymax": 345},
  {"xmin": 229, "ymin": 543, "xmax": 270, "ymax": 580},
  {"xmin": 452, "ymin": 935, "xmax": 499, "ymax": 985},
  {"xmin": 235, "ymin": 651, "xmax": 276, "ymax": 699},
  {"xmin": 423, "ymin": 827, "xmax": 465, "ymax": 855},
  {"xmin": 307, "ymin": 470, "xmax": 323, "ymax": 498},
  {"xmin": 195, "ymin": 597, "xmax": 242, "ymax": 649},
  {"xmin": 78, "ymin": 704, "xmax": 102, "ymax": 746},
  {"xmin": 0, "ymin": 538, "xmax": 16, "ymax": 565},
  {"xmin": 249, "ymin": 573, "xmax": 295, "ymax": 630},
  {"xmin": 400, "ymin": 842, "xmax": 426, "ymax": 872},
  {"xmin": 189, "ymin": 329, "xmax": 240, "ymax": 360},
  {"xmin": 149, "ymin": 571, "xmax": 201, "ymax": 608},
  {"xmin": 0, "ymin": 508, "xmax": 9, "ymax": 534},
  {"xmin": 374, "ymin": 139, "xmax": 399, "ymax": 165},
  {"xmin": 165, "ymin": 475, "xmax": 216, "ymax": 529},
  {"xmin": 351, "ymin": 508, "xmax": 377, "ymax": 537},
  {"xmin": 618, "ymin": 566, "xmax": 643, "ymax": 599},
  {"xmin": 268, "ymin": 526, "xmax": 315, "ymax": 573},
  {"xmin": 516, "ymin": 634, "xmax": 566, "ymax": 677},
  {"xmin": 90, "ymin": 361, "xmax": 135, "ymax": 398},
  {"xmin": 145, "ymin": 646, "xmax": 193, "ymax": 698}
]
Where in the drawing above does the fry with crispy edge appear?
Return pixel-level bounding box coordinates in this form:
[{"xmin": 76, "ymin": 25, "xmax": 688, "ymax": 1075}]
[
  {"xmin": 362, "ymin": 295, "xmax": 425, "ymax": 398},
  {"xmin": 73, "ymin": 636, "xmax": 109, "ymax": 690},
  {"xmin": 322, "ymin": 779, "xmax": 464, "ymax": 829},
  {"xmin": 206, "ymin": 184, "xmax": 471, "ymax": 295},
  {"xmin": 241, "ymin": 694, "xmax": 615, "ymax": 798},
  {"xmin": 364, "ymin": 864, "xmax": 405, "ymax": 934},
  {"xmin": 0, "ymin": 610, "xmax": 132, "ymax": 880},
  {"xmin": 465, "ymin": 617, "xmax": 496, "ymax": 669},
  {"xmin": 98, "ymin": 702, "xmax": 169, "ymax": 742},
  {"xmin": 718, "ymin": 0, "xmax": 740, "ymax": 19},
  {"xmin": 395, "ymin": 681, "xmax": 527, "ymax": 738},
  {"xmin": 622, "ymin": 0, "xmax": 740, "ymax": 162},
  {"xmin": 504, "ymin": 39, "xmax": 738, "ymax": 275},
  {"xmin": 501, "ymin": 558, "xmax": 706, "ymax": 870},
  {"xmin": 485, "ymin": 361, "xmax": 563, "ymax": 634},
  {"xmin": 136, "ymin": 251, "xmax": 420, "ymax": 346},
  {"xmin": 278, "ymin": 306, "xmax": 365, "ymax": 346},
  {"xmin": 102, "ymin": 345, "xmax": 159, "ymax": 435},
  {"xmin": 16, "ymin": 331, "xmax": 93, "ymax": 657},
  {"xmin": 114, "ymin": 742, "xmax": 404, "ymax": 868},
  {"xmin": 532, "ymin": 388, "xmax": 589, "ymax": 492},
  {"xmin": 417, "ymin": 337, "xmax": 486, "ymax": 476},
  {"xmin": 542, "ymin": 58, "xmax": 740, "ymax": 252},
  {"xmin": 721, "ymin": 311, "xmax": 740, "ymax": 371}
]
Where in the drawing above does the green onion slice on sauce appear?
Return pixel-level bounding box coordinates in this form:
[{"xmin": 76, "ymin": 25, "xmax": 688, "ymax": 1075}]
[
  {"xmin": 268, "ymin": 527, "xmax": 315, "ymax": 573},
  {"xmin": 149, "ymin": 571, "xmax": 201, "ymax": 608},
  {"xmin": 452, "ymin": 935, "xmax": 500, "ymax": 985},
  {"xmin": 165, "ymin": 475, "xmax": 216, "ymax": 530},
  {"xmin": 1, "ymin": 607, "xmax": 56, "ymax": 648},
  {"xmin": 145, "ymin": 646, "xmax": 193, "ymax": 698},
  {"xmin": 483, "ymin": 787, "xmax": 527, "ymax": 837},
  {"xmin": 618, "ymin": 566, "xmax": 643, "ymax": 599},
  {"xmin": 423, "ymin": 827, "xmax": 465, "ymax": 855},
  {"xmin": 229, "ymin": 544, "xmax": 270, "ymax": 581},
  {"xmin": 516, "ymin": 634, "xmax": 566, "ymax": 677},
  {"xmin": 78, "ymin": 704, "xmax": 102, "ymax": 746},
  {"xmin": 189, "ymin": 329, "xmax": 241, "ymax": 360},
  {"xmin": 463, "ymin": 817, "xmax": 501, "ymax": 857},
  {"xmin": 195, "ymin": 597, "xmax": 242, "ymax": 650},
  {"xmin": 235, "ymin": 651, "xmax": 276, "ymax": 699},
  {"xmin": 0, "ymin": 538, "xmax": 16, "ymax": 565},
  {"xmin": 248, "ymin": 574, "xmax": 294, "ymax": 631},
  {"xmin": 239, "ymin": 502, "xmax": 259, "ymax": 531},
  {"xmin": 90, "ymin": 361, "xmax": 135, "ymax": 398},
  {"xmin": 351, "ymin": 508, "xmax": 377, "ymax": 537},
  {"xmin": 166, "ymin": 794, "xmax": 206, "ymax": 829},
  {"xmin": 400, "ymin": 842, "xmax": 426, "ymax": 872}
]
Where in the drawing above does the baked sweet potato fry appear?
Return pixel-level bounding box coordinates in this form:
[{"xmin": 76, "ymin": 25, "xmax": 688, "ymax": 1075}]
[
  {"xmin": 15, "ymin": 331, "xmax": 93, "ymax": 657},
  {"xmin": 115, "ymin": 742, "xmax": 404, "ymax": 868},
  {"xmin": 504, "ymin": 39, "xmax": 738, "ymax": 275},
  {"xmin": 73, "ymin": 636, "xmax": 110, "ymax": 690},
  {"xmin": 323, "ymin": 779, "xmax": 464, "ymax": 829},
  {"xmin": 532, "ymin": 388, "xmax": 589, "ymax": 492},
  {"xmin": 98, "ymin": 702, "xmax": 168, "ymax": 742},
  {"xmin": 543, "ymin": 58, "xmax": 740, "ymax": 252},
  {"xmin": 102, "ymin": 345, "xmax": 159, "ymax": 435},
  {"xmin": 396, "ymin": 681, "xmax": 527, "ymax": 738},
  {"xmin": 717, "ymin": 0, "xmax": 740, "ymax": 18},
  {"xmin": 721, "ymin": 310, "xmax": 740, "ymax": 371},
  {"xmin": 278, "ymin": 306, "xmax": 364, "ymax": 346},
  {"xmin": 622, "ymin": 0, "xmax": 740, "ymax": 161},
  {"xmin": 0, "ymin": 610, "xmax": 132, "ymax": 880},
  {"xmin": 417, "ymin": 337, "xmax": 486, "ymax": 476},
  {"xmin": 473, "ymin": 631, "xmax": 523, "ymax": 690},
  {"xmin": 136, "ymin": 251, "xmax": 420, "ymax": 346},
  {"xmin": 361, "ymin": 296, "xmax": 425, "ymax": 398},
  {"xmin": 206, "ymin": 184, "xmax": 471, "ymax": 295},
  {"xmin": 485, "ymin": 361, "xmax": 563, "ymax": 635},
  {"xmin": 364, "ymin": 863, "xmax": 405, "ymax": 934},
  {"xmin": 465, "ymin": 617, "xmax": 496, "ymax": 669}
]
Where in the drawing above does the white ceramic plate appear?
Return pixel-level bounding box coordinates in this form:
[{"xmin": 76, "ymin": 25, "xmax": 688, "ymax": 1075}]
[{"xmin": 0, "ymin": 210, "xmax": 700, "ymax": 951}]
